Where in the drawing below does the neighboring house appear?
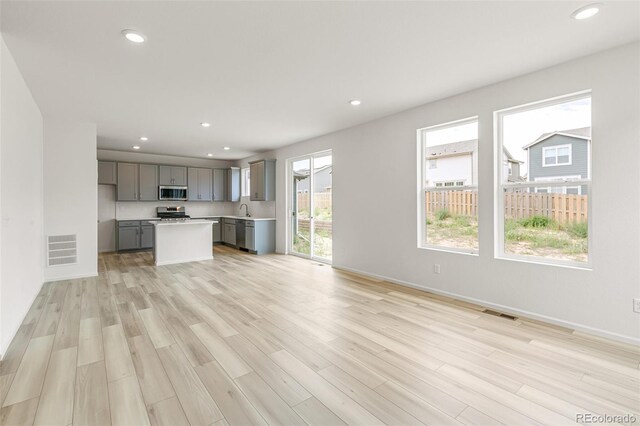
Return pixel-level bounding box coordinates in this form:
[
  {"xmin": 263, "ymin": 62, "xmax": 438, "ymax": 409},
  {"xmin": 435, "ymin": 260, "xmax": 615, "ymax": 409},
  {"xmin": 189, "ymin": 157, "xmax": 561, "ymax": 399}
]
[
  {"xmin": 425, "ymin": 139, "xmax": 477, "ymax": 187},
  {"xmin": 426, "ymin": 139, "xmax": 523, "ymax": 187},
  {"xmin": 294, "ymin": 164, "xmax": 332, "ymax": 193},
  {"xmin": 524, "ymin": 127, "xmax": 590, "ymax": 194}
]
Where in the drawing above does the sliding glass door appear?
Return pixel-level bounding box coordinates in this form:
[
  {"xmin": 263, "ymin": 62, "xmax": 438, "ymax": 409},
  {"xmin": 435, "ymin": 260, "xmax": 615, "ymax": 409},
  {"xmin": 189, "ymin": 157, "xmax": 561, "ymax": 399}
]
[{"xmin": 289, "ymin": 151, "xmax": 332, "ymax": 262}]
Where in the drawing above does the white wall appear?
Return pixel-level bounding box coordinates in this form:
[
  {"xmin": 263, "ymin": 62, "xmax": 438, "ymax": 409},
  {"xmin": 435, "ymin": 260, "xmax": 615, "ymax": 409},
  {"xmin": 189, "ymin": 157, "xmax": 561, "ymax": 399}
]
[
  {"xmin": 43, "ymin": 119, "xmax": 98, "ymax": 281},
  {"xmin": 0, "ymin": 36, "xmax": 44, "ymax": 356},
  {"xmin": 257, "ymin": 43, "xmax": 640, "ymax": 343},
  {"xmin": 98, "ymin": 149, "xmax": 239, "ymax": 219}
]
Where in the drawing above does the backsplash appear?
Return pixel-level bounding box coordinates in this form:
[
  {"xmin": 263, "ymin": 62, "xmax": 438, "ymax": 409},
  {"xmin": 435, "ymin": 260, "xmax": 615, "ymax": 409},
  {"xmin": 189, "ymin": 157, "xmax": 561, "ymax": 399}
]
[{"xmin": 116, "ymin": 201, "xmax": 238, "ymax": 220}]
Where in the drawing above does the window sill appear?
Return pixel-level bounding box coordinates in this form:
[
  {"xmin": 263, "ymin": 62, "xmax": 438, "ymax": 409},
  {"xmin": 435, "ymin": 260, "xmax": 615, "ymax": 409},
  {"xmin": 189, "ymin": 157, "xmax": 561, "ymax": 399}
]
[
  {"xmin": 495, "ymin": 254, "xmax": 592, "ymax": 270},
  {"xmin": 418, "ymin": 245, "xmax": 478, "ymax": 256}
]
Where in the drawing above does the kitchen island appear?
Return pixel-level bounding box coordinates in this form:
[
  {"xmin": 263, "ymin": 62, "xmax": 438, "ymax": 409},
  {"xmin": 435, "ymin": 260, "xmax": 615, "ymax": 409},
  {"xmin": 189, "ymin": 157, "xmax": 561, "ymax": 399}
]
[{"xmin": 150, "ymin": 219, "xmax": 217, "ymax": 265}]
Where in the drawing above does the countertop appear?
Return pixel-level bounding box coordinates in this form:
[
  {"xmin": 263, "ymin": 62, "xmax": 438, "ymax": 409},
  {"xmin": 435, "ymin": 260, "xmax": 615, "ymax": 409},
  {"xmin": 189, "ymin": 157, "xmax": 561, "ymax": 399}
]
[
  {"xmin": 117, "ymin": 216, "xmax": 276, "ymax": 222},
  {"xmin": 149, "ymin": 219, "xmax": 217, "ymax": 226}
]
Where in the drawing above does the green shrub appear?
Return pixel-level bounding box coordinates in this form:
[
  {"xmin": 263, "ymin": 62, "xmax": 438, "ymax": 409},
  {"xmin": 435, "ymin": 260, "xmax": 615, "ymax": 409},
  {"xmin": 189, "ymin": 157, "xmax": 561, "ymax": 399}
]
[
  {"xmin": 436, "ymin": 210, "xmax": 451, "ymax": 221},
  {"xmin": 568, "ymin": 222, "xmax": 588, "ymax": 238},
  {"xmin": 520, "ymin": 215, "xmax": 551, "ymax": 228}
]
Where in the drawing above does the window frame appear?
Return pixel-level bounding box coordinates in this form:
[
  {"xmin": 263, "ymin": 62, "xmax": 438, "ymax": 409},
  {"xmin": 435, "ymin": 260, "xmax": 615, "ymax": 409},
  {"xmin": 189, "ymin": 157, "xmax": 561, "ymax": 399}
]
[
  {"xmin": 417, "ymin": 116, "xmax": 479, "ymax": 255},
  {"xmin": 494, "ymin": 90, "xmax": 592, "ymax": 269},
  {"xmin": 542, "ymin": 144, "xmax": 572, "ymax": 167}
]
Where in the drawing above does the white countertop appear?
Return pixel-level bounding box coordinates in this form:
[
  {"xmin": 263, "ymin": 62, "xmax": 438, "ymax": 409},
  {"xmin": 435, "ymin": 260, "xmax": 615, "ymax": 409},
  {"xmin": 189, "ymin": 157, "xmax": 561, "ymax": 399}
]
[
  {"xmin": 149, "ymin": 219, "xmax": 217, "ymax": 226},
  {"xmin": 118, "ymin": 215, "xmax": 276, "ymax": 222}
]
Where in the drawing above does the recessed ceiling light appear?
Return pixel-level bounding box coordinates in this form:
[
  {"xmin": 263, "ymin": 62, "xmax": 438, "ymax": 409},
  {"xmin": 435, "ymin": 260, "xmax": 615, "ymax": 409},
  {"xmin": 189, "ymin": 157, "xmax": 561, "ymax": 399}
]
[
  {"xmin": 207, "ymin": 153, "xmax": 213, "ymax": 157},
  {"xmin": 571, "ymin": 3, "xmax": 600, "ymax": 20},
  {"xmin": 201, "ymin": 122, "xmax": 211, "ymax": 128},
  {"xmin": 121, "ymin": 29, "xmax": 146, "ymax": 43},
  {"xmin": 349, "ymin": 99, "xmax": 362, "ymax": 106},
  {"xmin": 223, "ymin": 147, "xmax": 230, "ymax": 151},
  {"xmin": 133, "ymin": 145, "xmax": 141, "ymax": 150},
  {"xmin": 139, "ymin": 136, "xmax": 148, "ymax": 141}
]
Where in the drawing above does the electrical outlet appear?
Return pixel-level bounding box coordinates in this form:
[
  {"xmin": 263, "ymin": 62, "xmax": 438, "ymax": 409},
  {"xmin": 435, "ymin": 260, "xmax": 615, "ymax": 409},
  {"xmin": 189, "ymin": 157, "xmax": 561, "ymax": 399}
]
[
  {"xmin": 433, "ymin": 264, "xmax": 441, "ymax": 274},
  {"xmin": 634, "ymin": 299, "xmax": 640, "ymax": 313}
]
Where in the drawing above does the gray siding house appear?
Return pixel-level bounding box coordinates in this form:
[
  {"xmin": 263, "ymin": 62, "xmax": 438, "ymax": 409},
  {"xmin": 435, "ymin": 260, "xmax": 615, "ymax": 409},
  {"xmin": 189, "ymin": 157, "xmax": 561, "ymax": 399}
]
[
  {"xmin": 524, "ymin": 127, "xmax": 590, "ymax": 194},
  {"xmin": 294, "ymin": 165, "xmax": 332, "ymax": 193}
]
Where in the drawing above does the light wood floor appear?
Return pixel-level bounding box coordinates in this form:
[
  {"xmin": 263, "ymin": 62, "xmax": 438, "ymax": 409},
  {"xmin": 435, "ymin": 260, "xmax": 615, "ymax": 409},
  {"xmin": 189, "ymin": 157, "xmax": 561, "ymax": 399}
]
[{"xmin": 1, "ymin": 246, "xmax": 638, "ymax": 426}]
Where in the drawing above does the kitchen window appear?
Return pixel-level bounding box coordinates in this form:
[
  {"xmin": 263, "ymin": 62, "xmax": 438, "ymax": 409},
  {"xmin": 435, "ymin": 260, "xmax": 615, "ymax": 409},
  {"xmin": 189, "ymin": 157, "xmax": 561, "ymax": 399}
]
[
  {"xmin": 418, "ymin": 117, "xmax": 479, "ymax": 254},
  {"xmin": 241, "ymin": 167, "xmax": 250, "ymax": 197}
]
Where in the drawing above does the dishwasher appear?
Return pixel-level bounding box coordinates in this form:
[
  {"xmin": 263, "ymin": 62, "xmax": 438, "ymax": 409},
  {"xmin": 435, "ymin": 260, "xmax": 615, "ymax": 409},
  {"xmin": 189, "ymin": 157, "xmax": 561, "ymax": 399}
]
[{"xmin": 236, "ymin": 219, "xmax": 246, "ymax": 249}]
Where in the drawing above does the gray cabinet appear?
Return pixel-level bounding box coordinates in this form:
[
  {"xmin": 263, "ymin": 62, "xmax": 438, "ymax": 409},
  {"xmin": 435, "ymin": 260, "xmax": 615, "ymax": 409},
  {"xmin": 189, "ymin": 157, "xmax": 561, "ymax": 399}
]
[
  {"xmin": 227, "ymin": 167, "xmax": 240, "ymax": 202},
  {"xmin": 246, "ymin": 220, "xmax": 275, "ymax": 254},
  {"xmin": 212, "ymin": 169, "xmax": 226, "ymax": 202},
  {"xmin": 188, "ymin": 168, "xmax": 212, "ymax": 201},
  {"xmin": 249, "ymin": 160, "xmax": 275, "ymax": 201},
  {"xmin": 98, "ymin": 161, "xmax": 117, "ymax": 185},
  {"xmin": 139, "ymin": 164, "xmax": 158, "ymax": 201},
  {"xmin": 140, "ymin": 224, "xmax": 154, "ymax": 248},
  {"xmin": 223, "ymin": 218, "xmax": 237, "ymax": 246},
  {"xmin": 117, "ymin": 225, "xmax": 140, "ymax": 250},
  {"xmin": 117, "ymin": 163, "xmax": 139, "ymax": 201},
  {"xmin": 117, "ymin": 220, "xmax": 155, "ymax": 251},
  {"xmin": 159, "ymin": 166, "xmax": 187, "ymax": 186},
  {"xmin": 212, "ymin": 219, "xmax": 222, "ymax": 243},
  {"xmin": 118, "ymin": 163, "xmax": 158, "ymax": 201}
]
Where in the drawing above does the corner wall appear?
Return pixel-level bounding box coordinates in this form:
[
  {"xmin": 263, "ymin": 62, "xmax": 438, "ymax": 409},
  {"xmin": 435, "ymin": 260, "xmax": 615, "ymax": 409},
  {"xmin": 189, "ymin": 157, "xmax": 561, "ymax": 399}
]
[
  {"xmin": 0, "ymin": 36, "xmax": 44, "ymax": 356},
  {"xmin": 260, "ymin": 42, "xmax": 640, "ymax": 343},
  {"xmin": 43, "ymin": 119, "xmax": 98, "ymax": 281}
]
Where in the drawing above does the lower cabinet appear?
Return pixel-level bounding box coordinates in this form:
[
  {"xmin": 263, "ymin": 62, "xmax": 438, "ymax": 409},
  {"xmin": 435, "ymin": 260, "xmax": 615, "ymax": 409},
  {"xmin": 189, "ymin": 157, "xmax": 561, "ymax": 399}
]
[
  {"xmin": 223, "ymin": 218, "xmax": 237, "ymax": 246},
  {"xmin": 117, "ymin": 221, "xmax": 155, "ymax": 251},
  {"xmin": 141, "ymin": 224, "xmax": 154, "ymax": 248},
  {"xmin": 246, "ymin": 220, "xmax": 275, "ymax": 254},
  {"xmin": 212, "ymin": 219, "xmax": 222, "ymax": 243}
]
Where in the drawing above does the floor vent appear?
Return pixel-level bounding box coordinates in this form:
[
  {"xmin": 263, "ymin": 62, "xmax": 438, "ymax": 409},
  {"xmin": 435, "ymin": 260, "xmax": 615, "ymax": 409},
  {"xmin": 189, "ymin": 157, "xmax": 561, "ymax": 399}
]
[
  {"xmin": 317, "ymin": 263, "xmax": 325, "ymax": 267},
  {"xmin": 47, "ymin": 234, "xmax": 77, "ymax": 266},
  {"xmin": 483, "ymin": 309, "xmax": 518, "ymax": 321}
]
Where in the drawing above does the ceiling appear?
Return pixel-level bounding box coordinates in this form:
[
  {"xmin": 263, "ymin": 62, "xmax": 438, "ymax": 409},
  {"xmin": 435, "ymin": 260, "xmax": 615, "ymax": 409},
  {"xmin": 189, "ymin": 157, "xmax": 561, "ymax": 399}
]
[{"xmin": 2, "ymin": 1, "xmax": 638, "ymax": 160}]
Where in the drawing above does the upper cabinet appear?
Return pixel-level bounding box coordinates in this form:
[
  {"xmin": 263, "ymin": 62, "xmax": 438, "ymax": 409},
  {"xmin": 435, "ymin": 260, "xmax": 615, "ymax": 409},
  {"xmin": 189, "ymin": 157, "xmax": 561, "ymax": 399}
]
[
  {"xmin": 98, "ymin": 161, "xmax": 117, "ymax": 185},
  {"xmin": 212, "ymin": 169, "xmax": 226, "ymax": 202},
  {"xmin": 227, "ymin": 167, "xmax": 240, "ymax": 202},
  {"xmin": 117, "ymin": 163, "xmax": 158, "ymax": 201},
  {"xmin": 159, "ymin": 166, "xmax": 187, "ymax": 186},
  {"xmin": 139, "ymin": 164, "xmax": 158, "ymax": 201},
  {"xmin": 188, "ymin": 167, "xmax": 212, "ymax": 201},
  {"xmin": 249, "ymin": 160, "xmax": 275, "ymax": 201},
  {"xmin": 117, "ymin": 163, "xmax": 139, "ymax": 201}
]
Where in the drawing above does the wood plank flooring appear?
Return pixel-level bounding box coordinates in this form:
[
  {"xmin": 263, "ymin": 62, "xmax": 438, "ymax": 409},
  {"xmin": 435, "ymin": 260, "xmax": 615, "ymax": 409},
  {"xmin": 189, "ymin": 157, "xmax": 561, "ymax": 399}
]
[{"xmin": 1, "ymin": 246, "xmax": 638, "ymax": 425}]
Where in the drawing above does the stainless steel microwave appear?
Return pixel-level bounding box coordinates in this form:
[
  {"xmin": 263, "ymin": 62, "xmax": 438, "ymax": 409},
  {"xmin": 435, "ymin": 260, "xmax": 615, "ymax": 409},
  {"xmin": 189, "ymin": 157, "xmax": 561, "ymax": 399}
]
[{"xmin": 159, "ymin": 186, "xmax": 188, "ymax": 201}]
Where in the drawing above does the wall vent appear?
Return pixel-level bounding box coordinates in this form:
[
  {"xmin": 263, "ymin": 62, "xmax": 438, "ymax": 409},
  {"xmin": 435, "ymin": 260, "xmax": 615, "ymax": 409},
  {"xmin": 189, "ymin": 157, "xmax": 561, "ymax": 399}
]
[
  {"xmin": 483, "ymin": 309, "xmax": 518, "ymax": 321},
  {"xmin": 47, "ymin": 234, "xmax": 77, "ymax": 266}
]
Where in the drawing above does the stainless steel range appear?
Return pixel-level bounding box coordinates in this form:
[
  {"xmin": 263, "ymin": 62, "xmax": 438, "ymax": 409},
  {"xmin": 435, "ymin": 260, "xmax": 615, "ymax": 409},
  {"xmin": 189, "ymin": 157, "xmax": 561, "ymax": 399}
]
[{"xmin": 156, "ymin": 206, "xmax": 190, "ymax": 222}]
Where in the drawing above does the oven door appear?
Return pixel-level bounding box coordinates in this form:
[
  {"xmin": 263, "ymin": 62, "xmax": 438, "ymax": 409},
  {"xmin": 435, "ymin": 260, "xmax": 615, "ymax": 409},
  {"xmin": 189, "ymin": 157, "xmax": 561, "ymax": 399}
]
[{"xmin": 159, "ymin": 186, "xmax": 188, "ymax": 201}]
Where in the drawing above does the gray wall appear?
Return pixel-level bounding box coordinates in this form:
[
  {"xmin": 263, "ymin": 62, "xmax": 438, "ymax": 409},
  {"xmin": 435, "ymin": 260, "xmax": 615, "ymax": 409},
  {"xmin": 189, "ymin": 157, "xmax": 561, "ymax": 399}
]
[{"xmin": 528, "ymin": 135, "xmax": 589, "ymax": 180}]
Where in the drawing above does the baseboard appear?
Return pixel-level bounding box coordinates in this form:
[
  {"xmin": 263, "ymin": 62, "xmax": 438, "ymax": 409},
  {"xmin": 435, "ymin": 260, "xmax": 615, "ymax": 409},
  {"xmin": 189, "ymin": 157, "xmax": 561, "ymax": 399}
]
[
  {"xmin": 44, "ymin": 272, "xmax": 98, "ymax": 283},
  {"xmin": 0, "ymin": 281, "xmax": 44, "ymax": 360},
  {"xmin": 332, "ymin": 264, "xmax": 640, "ymax": 346}
]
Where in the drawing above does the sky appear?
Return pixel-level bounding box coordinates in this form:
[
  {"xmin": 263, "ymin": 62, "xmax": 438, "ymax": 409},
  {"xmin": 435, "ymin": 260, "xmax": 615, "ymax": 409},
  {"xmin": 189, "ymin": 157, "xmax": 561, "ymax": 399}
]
[{"xmin": 425, "ymin": 97, "xmax": 591, "ymax": 176}]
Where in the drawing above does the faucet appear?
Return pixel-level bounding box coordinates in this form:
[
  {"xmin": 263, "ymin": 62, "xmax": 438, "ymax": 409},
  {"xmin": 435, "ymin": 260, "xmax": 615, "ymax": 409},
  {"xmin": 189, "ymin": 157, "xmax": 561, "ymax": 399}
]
[{"xmin": 239, "ymin": 203, "xmax": 251, "ymax": 217}]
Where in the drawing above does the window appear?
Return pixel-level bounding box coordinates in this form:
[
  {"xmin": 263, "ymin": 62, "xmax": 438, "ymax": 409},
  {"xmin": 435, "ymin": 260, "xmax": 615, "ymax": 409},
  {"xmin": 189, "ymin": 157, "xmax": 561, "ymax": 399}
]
[
  {"xmin": 543, "ymin": 144, "xmax": 572, "ymax": 166},
  {"xmin": 419, "ymin": 117, "xmax": 478, "ymax": 253},
  {"xmin": 241, "ymin": 168, "xmax": 250, "ymax": 197},
  {"xmin": 496, "ymin": 92, "xmax": 591, "ymax": 267}
]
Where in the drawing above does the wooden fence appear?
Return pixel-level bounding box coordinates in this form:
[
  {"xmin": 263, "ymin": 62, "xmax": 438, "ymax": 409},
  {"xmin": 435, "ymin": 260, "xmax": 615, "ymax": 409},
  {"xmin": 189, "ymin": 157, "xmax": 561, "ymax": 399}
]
[
  {"xmin": 425, "ymin": 190, "xmax": 588, "ymax": 224},
  {"xmin": 296, "ymin": 192, "xmax": 332, "ymax": 210}
]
